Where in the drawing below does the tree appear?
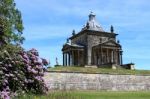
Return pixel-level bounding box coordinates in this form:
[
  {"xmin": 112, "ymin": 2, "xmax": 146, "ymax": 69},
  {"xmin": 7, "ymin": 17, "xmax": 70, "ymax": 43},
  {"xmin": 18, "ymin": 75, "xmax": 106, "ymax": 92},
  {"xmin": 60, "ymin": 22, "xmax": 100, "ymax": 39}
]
[
  {"xmin": 0, "ymin": 1, "xmax": 49, "ymax": 99},
  {"xmin": 0, "ymin": 0, "xmax": 24, "ymax": 45}
]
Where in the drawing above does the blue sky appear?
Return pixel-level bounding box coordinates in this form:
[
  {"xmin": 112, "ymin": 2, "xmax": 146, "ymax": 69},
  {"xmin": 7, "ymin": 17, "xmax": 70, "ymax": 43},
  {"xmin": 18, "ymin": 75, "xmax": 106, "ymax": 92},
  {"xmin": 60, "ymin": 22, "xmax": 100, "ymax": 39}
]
[{"xmin": 15, "ymin": 0, "xmax": 150, "ymax": 70}]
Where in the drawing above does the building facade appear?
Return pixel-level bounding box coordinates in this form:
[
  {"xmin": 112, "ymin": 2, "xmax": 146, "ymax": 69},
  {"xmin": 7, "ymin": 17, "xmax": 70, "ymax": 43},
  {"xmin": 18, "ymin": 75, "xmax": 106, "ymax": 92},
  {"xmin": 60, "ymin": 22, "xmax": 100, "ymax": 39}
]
[{"xmin": 62, "ymin": 12, "xmax": 123, "ymax": 68}]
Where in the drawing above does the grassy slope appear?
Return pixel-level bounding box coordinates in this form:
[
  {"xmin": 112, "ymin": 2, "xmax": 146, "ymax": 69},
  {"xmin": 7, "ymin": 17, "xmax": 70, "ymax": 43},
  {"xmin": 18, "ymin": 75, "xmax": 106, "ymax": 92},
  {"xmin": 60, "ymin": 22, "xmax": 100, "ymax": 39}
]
[
  {"xmin": 48, "ymin": 66, "xmax": 150, "ymax": 75},
  {"xmin": 16, "ymin": 67, "xmax": 150, "ymax": 99},
  {"xmin": 17, "ymin": 91, "xmax": 150, "ymax": 99}
]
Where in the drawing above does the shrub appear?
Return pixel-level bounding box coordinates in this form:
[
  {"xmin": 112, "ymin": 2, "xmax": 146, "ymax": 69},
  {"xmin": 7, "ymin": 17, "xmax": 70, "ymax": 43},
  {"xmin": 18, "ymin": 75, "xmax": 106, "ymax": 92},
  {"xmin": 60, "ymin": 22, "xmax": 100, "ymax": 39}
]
[{"xmin": 0, "ymin": 45, "xmax": 48, "ymax": 99}]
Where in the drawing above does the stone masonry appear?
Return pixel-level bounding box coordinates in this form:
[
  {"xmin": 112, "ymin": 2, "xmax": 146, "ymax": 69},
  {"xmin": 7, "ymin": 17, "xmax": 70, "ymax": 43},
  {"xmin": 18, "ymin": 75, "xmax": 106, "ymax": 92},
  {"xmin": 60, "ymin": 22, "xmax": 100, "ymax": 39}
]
[{"xmin": 44, "ymin": 72, "xmax": 150, "ymax": 91}]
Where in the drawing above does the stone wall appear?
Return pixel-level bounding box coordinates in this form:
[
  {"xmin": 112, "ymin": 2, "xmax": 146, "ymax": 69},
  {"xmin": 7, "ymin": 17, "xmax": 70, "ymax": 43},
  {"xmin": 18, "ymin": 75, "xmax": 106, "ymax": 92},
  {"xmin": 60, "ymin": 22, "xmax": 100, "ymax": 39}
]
[
  {"xmin": 44, "ymin": 72, "xmax": 150, "ymax": 91},
  {"xmin": 87, "ymin": 34, "xmax": 109, "ymax": 65},
  {"xmin": 71, "ymin": 33, "xmax": 87, "ymax": 46}
]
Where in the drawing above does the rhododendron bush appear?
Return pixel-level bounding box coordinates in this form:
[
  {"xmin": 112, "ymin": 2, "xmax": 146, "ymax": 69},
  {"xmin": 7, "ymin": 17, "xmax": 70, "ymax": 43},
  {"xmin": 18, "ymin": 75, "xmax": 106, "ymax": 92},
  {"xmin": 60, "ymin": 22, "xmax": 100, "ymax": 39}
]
[{"xmin": 0, "ymin": 45, "xmax": 48, "ymax": 99}]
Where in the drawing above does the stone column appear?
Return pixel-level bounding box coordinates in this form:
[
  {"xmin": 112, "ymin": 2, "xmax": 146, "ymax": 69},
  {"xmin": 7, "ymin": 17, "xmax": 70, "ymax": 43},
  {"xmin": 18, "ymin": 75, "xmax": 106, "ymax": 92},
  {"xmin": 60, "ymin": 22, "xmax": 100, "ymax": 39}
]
[
  {"xmin": 107, "ymin": 48, "xmax": 109, "ymax": 63},
  {"xmin": 71, "ymin": 51, "xmax": 73, "ymax": 66},
  {"xmin": 82, "ymin": 51, "xmax": 84, "ymax": 66},
  {"xmin": 113, "ymin": 49, "xmax": 115, "ymax": 64},
  {"xmin": 78, "ymin": 50, "xmax": 80, "ymax": 66},
  {"xmin": 113, "ymin": 50, "xmax": 116, "ymax": 64},
  {"xmin": 98, "ymin": 48, "xmax": 101, "ymax": 65},
  {"xmin": 101, "ymin": 47, "xmax": 103, "ymax": 64},
  {"xmin": 87, "ymin": 48, "xmax": 92, "ymax": 65},
  {"xmin": 63, "ymin": 53, "xmax": 65, "ymax": 66},
  {"xmin": 91, "ymin": 49, "xmax": 94, "ymax": 65},
  {"xmin": 80, "ymin": 51, "xmax": 83, "ymax": 65},
  {"xmin": 65, "ymin": 53, "xmax": 67, "ymax": 66},
  {"xmin": 92, "ymin": 49, "xmax": 94, "ymax": 65},
  {"xmin": 95, "ymin": 48, "xmax": 98, "ymax": 65},
  {"xmin": 115, "ymin": 50, "xmax": 117, "ymax": 64},
  {"xmin": 111, "ymin": 50, "xmax": 113, "ymax": 63},
  {"xmin": 94, "ymin": 49, "xmax": 96, "ymax": 65},
  {"xmin": 72, "ymin": 50, "xmax": 74, "ymax": 66},
  {"xmin": 120, "ymin": 50, "xmax": 123, "ymax": 65},
  {"xmin": 117, "ymin": 50, "xmax": 120, "ymax": 65},
  {"xmin": 97, "ymin": 48, "xmax": 100, "ymax": 65},
  {"xmin": 68, "ymin": 52, "xmax": 70, "ymax": 66},
  {"xmin": 95, "ymin": 49, "xmax": 97, "ymax": 65},
  {"xmin": 82, "ymin": 50, "xmax": 86, "ymax": 65},
  {"xmin": 70, "ymin": 51, "xmax": 72, "ymax": 66},
  {"xmin": 64, "ymin": 53, "xmax": 66, "ymax": 66}
]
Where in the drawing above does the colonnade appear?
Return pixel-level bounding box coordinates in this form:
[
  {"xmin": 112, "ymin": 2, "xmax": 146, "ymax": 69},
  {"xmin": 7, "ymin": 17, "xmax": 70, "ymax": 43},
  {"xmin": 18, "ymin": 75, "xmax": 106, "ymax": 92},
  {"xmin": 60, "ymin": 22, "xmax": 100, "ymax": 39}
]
[
  {"xmin": 92, "ymin": 47, "xmax": 123, "ymax": 65},
  {"xmin": 63, "ymin": 50, "xmax": 84, "ymax": 66}
]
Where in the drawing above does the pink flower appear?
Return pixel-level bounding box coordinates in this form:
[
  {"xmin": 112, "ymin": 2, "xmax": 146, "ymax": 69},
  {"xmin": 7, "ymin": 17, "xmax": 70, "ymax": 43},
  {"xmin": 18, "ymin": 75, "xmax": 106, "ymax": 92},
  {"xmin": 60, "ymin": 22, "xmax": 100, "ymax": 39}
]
[
  {"xmin": 23, "ymin": 58, "xmax": 29, "ymax": 64},
  {"xmin": 28, "ymin": 79, "xmax": 34, "ymax": 83},
  {"xmin": 13, "ymin": 77, "xmax": 18, "ymax": 81},
  {"xmin": 3, "ymin": 79, "xmax": 8, "ymax": 84},
  {"xmin": 41, "ymin": 58, "xmax": 48, "ymax": 66},
  {"xmin": 5, "ymin": 86, "xmax": 10, "ymax": 91},
  {"xmin": 2, "ymin": 67, "xmax": 7, "ymax": 71},
  {"xmin": 27, "ymin": 67, "xmax": 31, "ymax": 71},
  {"xmin": 31, "ymin": 69, "xmax": 38, "ymax": 74},
  {"xmin": 34, "ymin": 76, "xmax": 44, "ymax": 82},
  {"xmin": 24, "ymin": 79, "xmax": 28, "ymax": 83},
  {"xmin": 14, "ymin": 71, "xmax": 18, "ymax": 74},
  {"xmin": 23, "ymin": 54, "xmax": 28, "ymax": 59},
  {"xmin": 8, "ymin": 64, "xmax": 12, "ymax": 67},
  {"xmin": 39, "ymin": 72, "xmax": 44, "ymax": 76},
  {"xmin": 35, "ymin": 61, "xmax": 42, "ymax": 65},
  {"xmin": 11, "ymin": 61, "xmax": 15, "ymax": 64},
  {"xmin": 9, "ymin": 73, "xmax": 14, "ymax": 77},
  {"xmin": 5, "ymin": 74, "xmax": 9, "ymax": 77},
  {"xmin": 0, "ymin": 90, "xmax": 10, "ymax": 99}
]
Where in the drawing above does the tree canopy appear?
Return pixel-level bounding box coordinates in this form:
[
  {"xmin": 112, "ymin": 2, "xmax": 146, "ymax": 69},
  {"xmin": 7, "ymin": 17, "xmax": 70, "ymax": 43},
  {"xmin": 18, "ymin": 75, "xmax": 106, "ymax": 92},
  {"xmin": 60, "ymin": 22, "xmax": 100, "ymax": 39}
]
[
  {"xmin": 0, "ymin": 0, "xmax": 24, "ymax": 45},
  {"xmin": 0, "ymin": 1, "xmax": 49, "ymax": 98}
]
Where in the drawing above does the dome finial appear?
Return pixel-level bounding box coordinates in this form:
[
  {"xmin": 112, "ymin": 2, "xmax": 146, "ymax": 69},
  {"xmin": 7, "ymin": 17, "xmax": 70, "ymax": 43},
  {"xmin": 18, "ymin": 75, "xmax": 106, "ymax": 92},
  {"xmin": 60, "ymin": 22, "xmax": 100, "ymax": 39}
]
[
  {"xmin": 89, "ymin": 11, "xmax": 96, "ymax": 21},
  {"xmin": 82, "ymin": 12, "xmax": 104, "ymax": 32},
  {"xmin": 110, "ymin": 25, "xmax": 114, "ymax": 33},
  {"xmin": 117, "ymin": 40, "xmax": 120, "ymax": 44},
  {"xmin": 86, "ymin": 22, "xmax": 90, "ymax": 29},
  {"xmin": 72, "ymin": 29, "xmax": 75, "ymax": 36},
  {"xmin": 66, "ymin": 38, "xmax": 69, "ymax": 43}
]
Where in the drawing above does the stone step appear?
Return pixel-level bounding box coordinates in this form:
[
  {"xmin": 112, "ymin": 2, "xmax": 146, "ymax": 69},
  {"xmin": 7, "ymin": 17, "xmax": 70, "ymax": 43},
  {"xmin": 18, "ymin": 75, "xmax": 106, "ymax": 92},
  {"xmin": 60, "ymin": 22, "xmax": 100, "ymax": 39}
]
[{"xmin": 85, "ymin": 65, "xmax": 98, "ymax": 68}]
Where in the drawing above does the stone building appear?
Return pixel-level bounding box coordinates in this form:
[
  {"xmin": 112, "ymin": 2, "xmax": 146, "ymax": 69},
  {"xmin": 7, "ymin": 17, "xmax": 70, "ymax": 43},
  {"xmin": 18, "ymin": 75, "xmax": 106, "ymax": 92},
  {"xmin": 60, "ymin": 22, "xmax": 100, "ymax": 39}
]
[{"xmin": 62, "ymin": 12, "xmax": 128, "ymax": 68}]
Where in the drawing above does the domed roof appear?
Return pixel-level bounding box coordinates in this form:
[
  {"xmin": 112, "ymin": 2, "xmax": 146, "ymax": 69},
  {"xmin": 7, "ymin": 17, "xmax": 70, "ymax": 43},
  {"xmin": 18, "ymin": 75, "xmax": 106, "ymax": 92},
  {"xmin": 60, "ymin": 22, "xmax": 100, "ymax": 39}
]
[{"xmin": 82, "ymin": 12, "xmax": 104, "ymax": 32}]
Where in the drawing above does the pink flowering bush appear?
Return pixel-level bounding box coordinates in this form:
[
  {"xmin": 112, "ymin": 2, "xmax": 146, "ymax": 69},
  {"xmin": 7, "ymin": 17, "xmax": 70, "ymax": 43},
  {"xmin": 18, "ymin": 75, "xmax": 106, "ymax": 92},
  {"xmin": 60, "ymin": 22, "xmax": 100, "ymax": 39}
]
[
  {"xmin": 0, "ymin": 45, "xmax": 48, "ymax": 99},
  {"xmin": 20, "ymin": 48, "xmax": 48, "ymax": 94}
]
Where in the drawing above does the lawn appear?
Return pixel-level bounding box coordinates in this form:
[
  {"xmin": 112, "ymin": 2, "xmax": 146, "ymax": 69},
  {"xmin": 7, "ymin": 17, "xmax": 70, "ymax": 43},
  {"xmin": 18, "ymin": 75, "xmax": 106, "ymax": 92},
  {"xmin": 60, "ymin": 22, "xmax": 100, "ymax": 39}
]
[
  {"xmin": 17, "ymin": 91, "xmax": 150, "ymax": 99},
  {"xmin": 48, "ymin": 66, "xmax": 150, "ymax": 75}
]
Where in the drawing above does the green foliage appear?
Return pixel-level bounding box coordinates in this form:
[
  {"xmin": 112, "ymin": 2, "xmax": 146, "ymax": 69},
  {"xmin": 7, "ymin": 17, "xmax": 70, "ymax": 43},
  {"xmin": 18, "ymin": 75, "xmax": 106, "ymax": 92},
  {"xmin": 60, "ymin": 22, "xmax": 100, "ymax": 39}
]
[
  {"xmin": 0, "ymin": 45, "xmax": 48, "ymax": 98},
  {"xmin": 0, "ymin": 44, "xmax": 25, "ymax": 98},
  {"xmin": 0, "ymin": 1, "xmax": 49, "ymax": 98},
  {"xmin": 48, "ymin": 66, "xmax": 150, "ymax": 75},
  {"xmin": 0, "ymin": 0, "xmax": 24, "ymax": 45}
]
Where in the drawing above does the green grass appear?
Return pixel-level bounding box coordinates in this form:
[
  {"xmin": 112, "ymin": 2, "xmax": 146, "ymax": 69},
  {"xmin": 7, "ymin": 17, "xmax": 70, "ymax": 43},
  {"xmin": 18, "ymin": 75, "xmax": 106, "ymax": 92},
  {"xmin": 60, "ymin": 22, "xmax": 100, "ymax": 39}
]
[
  {"xmin": 48, "ymin": 66, "xmax": 150, "ymax": 75},
  {"xmin": 16, "ymin": 91, "xmax": 150, "ymax": 99}
]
